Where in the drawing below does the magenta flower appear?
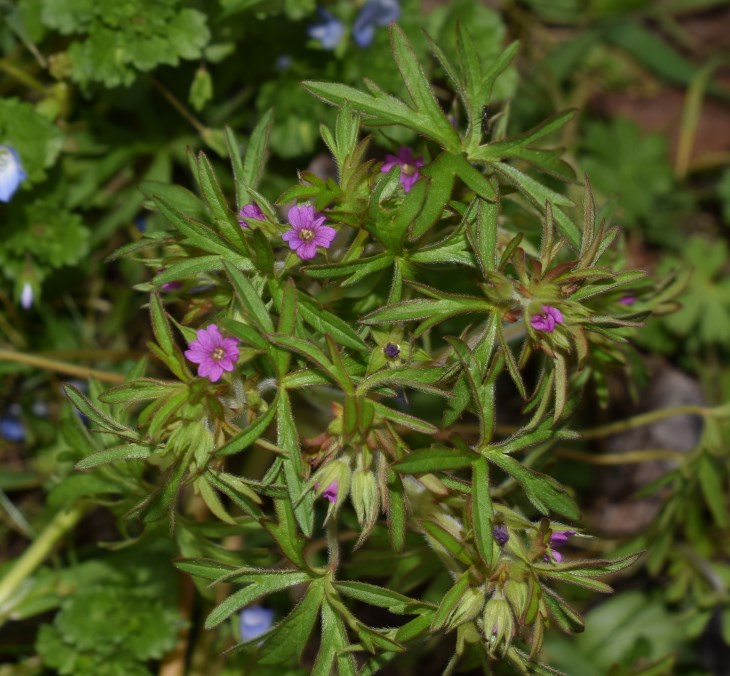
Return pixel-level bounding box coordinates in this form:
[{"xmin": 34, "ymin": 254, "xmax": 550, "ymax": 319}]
[
  {"xmin": 282, "ymin": 204, "xmax": 336, "ymax": 260},
  {"xmin": 238, "ymin": 203, "xmax": 265, "ymax": 228},
  {"xmin": 381, "ymin": 146, "xmax": 424, "ymax": 193},
  {"xmin": 619, "ymin": 295, "xmax": 636, "ymax": 306},
  {"xmin": 322, "ymin": 481, "xmax": 338, "ymax": 503},
  {"xmin": 546, "ymin": 530, "xmax": 575, "ymax": 563},
  {"xmin": 530, "ymin": 305, "xmax": 564, "ymax": 333},
  {"xmin": 184, "ymin": 324, "xmax": 240, "ymax": 383}
]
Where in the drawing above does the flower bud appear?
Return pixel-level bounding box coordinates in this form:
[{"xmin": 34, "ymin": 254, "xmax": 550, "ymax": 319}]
[
  {"xmin": 312, "ymin": 459, "xmax": 351, "ymax": 509},
  {"xmin": 446, "ymin": 586, "xmax": 484, "ymax": 632},
  {"xmin": 350, "ymin": 468, "xmax": 379, "ymax": 531},
  {"xmin": 482, "ymin": 596, "xmax": 515, "ymax": 655},
  {"xmin": 503, "ymin": 578, "xmax": 529, "ymax": 621}
]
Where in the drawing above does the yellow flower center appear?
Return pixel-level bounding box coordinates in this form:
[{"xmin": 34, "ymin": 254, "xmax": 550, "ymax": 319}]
[
  {"xmin": 401, "ymin": 163, "xmax": 415, "ymax": 176},
  {"xmin": 299, "ymin": 228, "xmax": 315, "ymax": 242},
  {"xmin": 212, "ymin": 347, "xmax": 225, "ymax": 361}
]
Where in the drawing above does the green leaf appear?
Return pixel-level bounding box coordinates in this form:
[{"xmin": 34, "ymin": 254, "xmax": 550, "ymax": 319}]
[
  {"xmin": 298, "ymin": 295, "xmax": 368, "ymax": 352},
  {"xmin": 223, "ymin": 260, "xmax": 275, "ymax": 333},
  {"xmin": 243, "ymin": 108, "xmax": 273, "ymax": 190},
  {"xmin": 99, "ymin": 379, "xmax": 180, "ymax": 406},
  {"xmin": 372, "ymin": 402, "xmax": 438, "ymax": 435},
  {"xmin": 195, "ymin": 152, "xmax": 245, "ymax": 251},
  {"xmin": 698, "ymin": 453, "xmax": 729, "ymax": 528},
  {"xmin": 205, "ymin": 571, "xmax": 311, "ymax": 629},
  {"xmin": 278, "ymin": 390, "xmax": 314, "ymax": 537},
  {"xmin": 472, "ymin": 457, "xmax": 496, "ymax": 569},
  {"xmin": 431, "ymin": 572, "xmax": 470, "ymax": 632},
  {"xmin": 152, "ymin": 194, "xmax": 233, "ymax": 257},
  {"xmin": 487, "ymin": 452, "xmax": 579, "ymax": 520},
  {"xmin": 389, "ymin": 24, "xmax": 461, "ymax": 152},
  {"xmin": 63, "ymin": 385, "xmax": 138, "ymax": 439},
  {"xmin": 149, "ymin": 292, "xmax": 175, "ymax": 356},
  {"xmin": 215, "ymin": 397, "xmax": 278, "ymax": 456},
  {"xmin": 75, "ymin": 444, "xmax": 153, "ymax": 470},
  {"xmin": 335, "ymin": 581, "xmax": 426, "ymax": 615},
  {"xmin": 256, "ymin": 579, "xmax": 325, "ymax": 664},
  {"xmin": 387, "ymin": 469, "xmax": 406, "ymax": 553},
  {"xmin": 393, "ymin": 446, "xmax": 476, "ymax": 474},
  {"xmin": 423, "ymin": 520, "xmax": 473, "ymax": 566}
]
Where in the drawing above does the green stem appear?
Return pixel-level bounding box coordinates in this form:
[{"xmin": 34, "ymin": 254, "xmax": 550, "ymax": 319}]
[
  {"xmin": 326, "ymin": 519, "xmax": 340, "ymax": 573},
  {"xmin": 577, "ymin": 405, "xmax": 712, "ymax": 440},
  {"xmin": 556, "ymin": 447, "xmax": 688, "ymax": 465},
  {"xmin": 0, "ymin": 59, "xmax": 46, "ymax": 91},
  {"xmin": 0, "ymin": 349, "xmax": 126, "ymax": 384},
  {"xmin": 0, "ymin": 504, "xmax": 86, "ymax": 618}
]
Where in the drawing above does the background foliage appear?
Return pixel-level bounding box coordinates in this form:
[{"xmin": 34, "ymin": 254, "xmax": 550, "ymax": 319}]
[{"xmin": 1, "ymin": 0, "xmax": 730, "ymax": 674}]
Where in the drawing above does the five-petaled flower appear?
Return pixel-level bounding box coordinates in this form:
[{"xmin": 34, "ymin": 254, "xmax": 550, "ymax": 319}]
[
  {"xmin": 381, "ymin": 146, "xmax": 424, "ymax": 193},
  {"xmin": 322, "ymin": 481, "xmax": 338, "ymax": 503},
  {"xmin": 239, "ymin": 605, "xmax": 275, "ymax": 642},
  {"xmin": 353, "ymin": 0, "xmax": 401, "ymax": 48},
  {"xmin": 184, "ymin": 324, "xmax": 240, "ymax": 383},
  {"xmin": 282, "ymin": 204, "xmax": 336, "ymax": 260},
  {"xmin": 530, "ymin": 305, "xmax": 564, "ymax": 333},
  {"xmin": 308, "ymin": 9, "xmax": 345, "ymax": 50},
  {"xmin": 0, "ymin": 146, "xmax": 27, "ymax": 202},
  {"xmin": 238, "ymin": 203, "xmax": 265, "ymax": 228}
]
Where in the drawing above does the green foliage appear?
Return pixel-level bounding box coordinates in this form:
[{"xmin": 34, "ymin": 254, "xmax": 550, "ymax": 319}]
[
  {"xmin": 580, "ymin": 119, "xmax": 691, "ymax": 244},
  {"xmin": 2, "ymin": 2, "xmax": 729, "ymax": 675},
  {"xmin": 0, "ymin": 98, "xmax": 63, "ymax": 184},
  {"xmin": 39, "ymin": 0, "xmax": 210, "ymax": 88},
  {"xmin": 34, "ymin": 542, "xmax": 182, "ymax": 676},
  {"xmin": 659, "ymin": 237, "xmax": 730, "ymax": 347}
]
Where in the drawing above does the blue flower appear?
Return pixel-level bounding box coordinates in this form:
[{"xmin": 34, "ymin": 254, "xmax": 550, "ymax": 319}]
[
  {"xmin": 20, "ymin": 282, "xmax": 33, "ymax": 310},
  {"xmin": 0, "ymin": 415, "xmax": 25, "ymax": 443},
  {"xmin": 0, "ymin": 145, "xmax": 27, "ymax": 202},
  {"xmin": 352, "ymin": 0, "xmax": 400, "ymax": 48},
  {"xmin": 308, "ymin": 9, "xmax": 345, "ymax": 51},
  {"xmin": 239, "ymin": 605, "xmax": 275, "ymax": 642}
]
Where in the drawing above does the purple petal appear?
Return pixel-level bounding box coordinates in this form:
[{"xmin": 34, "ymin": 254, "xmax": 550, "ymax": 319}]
[
  {"xmin": 185, "ymin": 349, "xmax": 208, "ymax": 364},
  {"xmin": 543, "ymin": 306, "xmax": 564, "ymax": 324},
  {"xmin": 297, "ymin": 242, "xmax": 317, "ymax": 260},
  {"xmin": 282, "ymin": 230, "xmax": 298, "ymax": 243},
  {"xmin": 313, "ymin": 225, "xmax": 336, "ymax": 247},
  {"xmin": 288, "ymin": 204, "xmax": 314, "ymax": 230},
  {"xmin": 207, "ymin": 364, "xmax": 224, "ymax": 382},
  {"xmin": 400, "ymin": 172, "xmax": 419, "ymax": 193}
]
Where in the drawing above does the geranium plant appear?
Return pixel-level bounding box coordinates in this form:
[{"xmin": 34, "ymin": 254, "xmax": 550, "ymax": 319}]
[{"xmin": 58, "ymin": 24, "xmax": 676, "ymax": 673}]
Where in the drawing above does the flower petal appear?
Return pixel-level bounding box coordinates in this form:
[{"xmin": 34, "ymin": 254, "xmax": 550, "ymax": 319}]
[
  {"xmin": 313, "ymin": 225, "xmax": 336, "ymax": 247},
  {"xmin": 297, "ymin": 242, "xmax": 317, "ymax": 260}
]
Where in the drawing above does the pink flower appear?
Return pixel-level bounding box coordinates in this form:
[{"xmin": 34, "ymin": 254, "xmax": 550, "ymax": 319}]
[
  {"xmin": 282, "ymin": 204, "xmax": 336, "ymax": 260},
  {"xmin": 184, "ymin": 324, "xmax": 240, "ymax": 383},
  {"xmin": 530, "ymin": 305, "xmax": 564, "ymax": 333},
  {"xmin": 238, "ymin": 203, "xmax": 265, "ymax": 228},
  {"xmin": 322, "ymin": 481, "xmax": 338, "ymax": 503},
  {"xmin": 619, "ymin": 295, "xmax": 636, "ymax": 306},
  {"xmin": 381, "ymin": 146, "xmax": 424, "ymax": 193}
]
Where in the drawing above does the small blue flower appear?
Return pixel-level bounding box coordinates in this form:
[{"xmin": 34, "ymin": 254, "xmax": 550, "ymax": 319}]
[
  {"xmin": 20, "ymin": 282, "xmax": 33, "ymax": 310},
  {"xmin": 308, "ymin": 9, "xmax": 345, "ymax": 50},
  {"xmin": 239, "ymin": 605, "xmax": 275, "ymax": 642},
  {"xmin": 0, "ymin": 415, "xmax": 25, "ymax": 443},
  {"xmin": 275, "ymin": 54, "xmax": 292, "ymax": 72},
  {"xmin": 353, "ymin": 0, "xmax": 401, "ymax": 48},
  {"xmin": 0, "ymin": 146, "xmax": 27, "ymax": 202}
]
